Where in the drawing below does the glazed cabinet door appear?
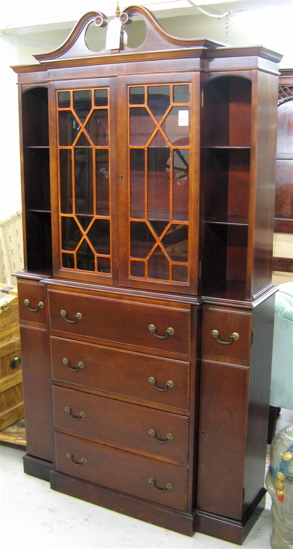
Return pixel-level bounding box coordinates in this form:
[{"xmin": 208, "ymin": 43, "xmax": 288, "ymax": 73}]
[
  {"xmin": 118, "ymin": 73, "xmax": 200, "ymax": 295},
  {"xmin": 51, "ymin": 78, "xmax": 119, "ymax": 285}
]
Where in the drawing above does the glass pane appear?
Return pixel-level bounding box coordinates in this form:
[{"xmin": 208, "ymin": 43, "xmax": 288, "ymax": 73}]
[
  {"xmin": 88, "ymin": 219, "xmax": 110, "ymax": 254},
  {"xmin": 130, "ymin": 149, "xmax": 144, "ymax": 219},
  {"xmin": 130, "ymin": 221, "xmax": 155, "ymax": 258},
  {"xmin": 73, "ymin": 90, "xmax": 92, "ymax": 123},
  {"xmin": 148, "ymin": 248, "xmax": 169, "ymax": 280},
  {"xmin": 76, "ymin": 215, "xmax": 92, "ymax": 230},
  {"xmin": 58, "ymin": 91, "xmax": 71, "ymax": 108},
  {"xmin": 77, "ymin": 240, "xmax": 94, "ymax": 271},
  {"xmin": 130, "ymin": 260, "xmax": 145, "ymax": 277},
  {"xmin": 59, "ymin": 111, "xmax": 79, "ymax": 146},
  {"xmin": 62, "ymin": 253, "xmax": 74, "ymax": 269},
  {"xmin": 148, "ymin": 86, "xmax": 170, "ymax": 121},
  {"xmin": 130, "ymin": 87, "xmax": 145, "ymax": 105},
  {"xmin": 173, "ymin": 264, "xmax": 188, "ymax": 282},
  {"xmin": 173, "ymin": 85, "xmax": 189, "ymax": 104},
  {"xmin": 62, "ymin": 217, "xmax": 81, "ymax": 251},
  {"xmin": 96, "ymin": 149, "xmax": 109, "ymax": 216},
  {"xmin": 130, "ymin": 107, "xmax": 155, "ymax": 146},
  {"xmin": 98, "ymin": 257, "xmax": 110, "ymax": 273},
  {"xmin": 162, "ymin": 224, "xmax": 188, "ymax": 262},
  {"xmin": 94, "ymin": 89, "xmax": 108, "ymax": 107},
  {"xmin": 148, "ymin": 148, "xmax": 170, "ymax": 221},
  {"xmin": 86, "ymin": 110, "xmax": 108, "ymax": 146},
  {"xmin": 162, "ymin": 107, "xmax": 189, "ymax": 146},
  {"xmin": 173, "ymin": 149, "xmax": 189, "ymax": 221},
  {"xmin": 74, "ymin": 148, "xmax": 93, "ymax": 214},
  {"xmin": 60, "ymin": 150, "xmax": 72, "ymax": 214}
]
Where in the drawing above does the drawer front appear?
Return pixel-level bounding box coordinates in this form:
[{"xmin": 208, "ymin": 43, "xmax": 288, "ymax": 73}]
[
  {"xmin": 201, "ymin": 306, "xmax": 252, "ymax": 364},
  {"xmin": 18, "ymin": 280, "xmax": 46, "ymax": 324},
  {"xmin": 53, "ymin": 386, "xmax": 189, "ymax": 463},
  {"xmin": 55, "ymin": 431, "xmax": 188, "ymax": 511},
  {"xmin": 51, "ymin": 336, "xmax": 190, "ymax": 412},
  {"xmin": 48, "ymin": 290, "xmax": 191, "ymax": 358}
]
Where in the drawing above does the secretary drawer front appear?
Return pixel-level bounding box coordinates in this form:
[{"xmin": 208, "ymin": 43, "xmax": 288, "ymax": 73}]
[
  {"xmin": 17, "ymin": 280, "xmax": 46, "ymax": 324},
  {"xmin": 51, "ymin": 337, "xmax": 190, "ymax": 412},
  {"xmin": 53, "ymin": 386, "xmax": 189, "ymax": 463},
  {"xmin": 55, "ymin": 432, "xmax": 188, "ymax": 511},
  {"xmin": 201, "ymin": 307, "xmax": 252, "ymax": 364},
  {"xmin": 48, "ymin": 290, "xmax": 191, "ymax": 357}
]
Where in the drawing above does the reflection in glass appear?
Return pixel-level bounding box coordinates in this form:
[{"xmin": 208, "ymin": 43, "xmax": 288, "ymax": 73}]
[
  {"xmin": 173, "ymin": 264, "xmax": 188, "ymax": 282},
  {"xmin": 74, "ymin": 148, "xmax": 93, "ymax": 214},
  {"xmin": 62, "ymin": 217, "xmax": 81, "ymax": 251},
  {"xmin": 60, "ymin": 150, "xmax": 72, "ymax": 214},
  {"xmin": 130, "ymin": 149, "xmax": 144, "ymax": 218},
  {"xmin": 130, "ymin": 221, "xmax": 155, "ymax": 258},
  {"xmin": 148, "ymin": 148, "xmax": 170, "ymax": 221},
  {"xmin": 58, "ymin": 91, "xmax": 71, "ymax": 108},
  {"xmin": 148, "ymin": 86, "xmax": 170, "ymax": 121},
  {"xmin": 77, "ymin": 240, "xmax": 95, "ymax": 271},
  {"xmin": 86, "ymin": 110, "xmax": 108, "ymax": 146},
  {"xmin": 59, "ymin": 111, "xmax": 79, "ymax": 146},
  {"xmin": 162, "ymin": 225, "xmax": 188, "ymax": 262},
  {"xmin": 94, "ymin": 89, "xmax": 108, "ymax": 107},
  {"xmin": 73, "ymin": 90, "xmax": 92, "ymax": 122},
  {"xmin": 62, "ymin": 253, "xmax": 74, "ymax": 269},
  {"xmin": 88, "ymin": 219, "xmax": 110, "ymax": 254},
  {"xmin": 162, "ymin": 107, "xmax": 189, "ymax": 146},
  {"xmin": 130, "ymin": 260, "xmax": 145, "ymax": 277},
  {"xmin": 148, "ymin": 248, "xmax": 169, "ymax": 280},
  {"xmin": 96, "ymin": 149, "xmax": 109, "ymax": 216},
  {"xmin": 130, "ymin": 107, "xmax": 155, "ymax": 146},
  {"xmin": 173, "ymin": 85, "xmax": 189, "ymax": 104},
  {"xmin": 173, "ymin": 149, "xmax": 189, "ymax": 221},
  {"xmin": 130, "ymin": 87, "xmax": 144, "ymax": 105}
]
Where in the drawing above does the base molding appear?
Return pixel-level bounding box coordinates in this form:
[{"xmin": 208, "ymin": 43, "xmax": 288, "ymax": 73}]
[
  {"xmin": 196, "ymin": 489, "xmax": 266, "ymax": 545},
  {"xmin": 23, "ymin": 454, "xmax": 53, "ymax": 482},
  {"xmin": 50, "ymin": 469, "xmax": 195, "ymax": 537}
]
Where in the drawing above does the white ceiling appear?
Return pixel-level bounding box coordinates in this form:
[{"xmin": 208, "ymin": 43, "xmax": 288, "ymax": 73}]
[{"xmin": 1, "ymin": 0, "xmax": 291, "ymax": 35}]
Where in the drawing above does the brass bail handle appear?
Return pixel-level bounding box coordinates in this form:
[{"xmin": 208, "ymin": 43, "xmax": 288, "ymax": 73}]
[
  {"xmin": 211, "ymin": 329, "xmax": 240, "ymax": 345},
  {"xmin": 60, "ymin": 309, "xmax": 82, "ymax": 324},
  {"xmin": 24, "ymin": 298, "xmax": 44, "ymax": 312},
  {"xmin": 148, "ymin": 324, "xmax": 174, "ymax": 340}
]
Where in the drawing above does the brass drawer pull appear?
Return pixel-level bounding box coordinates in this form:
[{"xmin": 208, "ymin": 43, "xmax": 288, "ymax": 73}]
[
  {"xmin": 148, "ymin": 324, "xmax": 175, "ymax": 340},
  {"xmin": 148, "ymin": 376, "xmax": 174, "ymax": 392},
  {"xmin": 148, "ymin": 429, "xmax": 173, "ymax": 444},
  {"xmin": 211, "ymin": 329, "xmax": 240, "ymax": 345},
  {"xmin": 24, "ymin": 298, "xmax": 44, "ymax": 312},
  {"xmin": 148, "ymin": 478, "xmax": 172, "ymax": 492},
  {"xmin": 62, "ymin": 358, "xmax": 85, "ymax": 372},
  {"xmin": 64, "ymin": 406, "xmax": 86, "ymax": 420},
  {"xmin": 66, "ymin": 452, "xmax": 87, "ymax": 466},
  {"xmin": 10, "ymin": 355, "xmax": 21, "ymax": 369},
  {"xmin": 60, "ymin": 309, "xmax": 82, "ymax": 323}
]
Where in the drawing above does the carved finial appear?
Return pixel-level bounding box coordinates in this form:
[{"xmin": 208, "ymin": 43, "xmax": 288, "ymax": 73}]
[{"xmin": 115, "ymin": 2, "xmax": 121, "ymax": 17}]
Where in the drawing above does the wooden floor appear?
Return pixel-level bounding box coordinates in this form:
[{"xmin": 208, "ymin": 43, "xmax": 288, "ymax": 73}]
[{"xmin": 0, "ymin": 418, "xmax": 26, "ymax": 446}]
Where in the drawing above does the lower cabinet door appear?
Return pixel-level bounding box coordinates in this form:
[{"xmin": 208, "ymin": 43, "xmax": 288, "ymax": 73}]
[
  {"xmin": 20, "ymin": 326, "xmax": 53, "ymax": 462},
  {"xmin": 55, "ymin": 431, "xmax": 188, "ymax": 511},
  {"xmin": 196, "ymin": 360, "xmax": 249, "ymax": 520}
]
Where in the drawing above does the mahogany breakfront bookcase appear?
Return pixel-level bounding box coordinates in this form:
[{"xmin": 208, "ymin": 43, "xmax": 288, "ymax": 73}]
[{"xmin": 12, "ymin": 6, "xmax": 282, "ymax": 545}]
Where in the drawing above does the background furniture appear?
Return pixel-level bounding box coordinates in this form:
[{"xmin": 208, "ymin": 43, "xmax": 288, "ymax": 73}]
[{"xmin": 12, "ymin": 6, "xmax": 281, "ymax": 545}]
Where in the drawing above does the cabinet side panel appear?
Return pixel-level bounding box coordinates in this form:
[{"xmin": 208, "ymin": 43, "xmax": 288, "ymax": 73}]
[
  {"xmin": 20, "ymin": 325, "xmax": 53, "ymax": 462},
  {"xmin": 243, "ymin": 295, "xmax": 275, "ymax": 511},
  {"xmin": 250, "ymin": 71, "xmax": 278, "ymax": 297}
]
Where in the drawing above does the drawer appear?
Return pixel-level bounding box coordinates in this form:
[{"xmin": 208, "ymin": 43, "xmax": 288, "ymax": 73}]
[
  {"xmin": 18, "ymin": 279, "xmax": 46, "ymax": 324},
  {"xmin": 48, "ymin": 290, "xmax": 191, "ymax": 358},
  {"xmin": 201, "ymin": 306, "xmax": 252, "ymax": 364},
  {"xmin": 51, "ymin": 336, "xmax": 190, "ymax": 412},
  {"xmin": 53, "ymin": 386, "xmax": 189, "ymax": 463},
  {"xmin": 55, "ymin": 431, "xmax": 188, "ymax": 511}
]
